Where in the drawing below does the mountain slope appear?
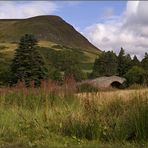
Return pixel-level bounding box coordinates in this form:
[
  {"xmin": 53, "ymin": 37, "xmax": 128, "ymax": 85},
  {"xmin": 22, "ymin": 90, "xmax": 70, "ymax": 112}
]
[{"xmin": 0, "ymin": 15, "xmax": 100, "ymax": 54}]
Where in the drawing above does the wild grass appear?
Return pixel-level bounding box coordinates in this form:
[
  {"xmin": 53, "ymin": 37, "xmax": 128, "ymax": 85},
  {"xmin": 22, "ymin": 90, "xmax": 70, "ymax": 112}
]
[{"xmin": 0, "ymin": 80, "xmax": 148, "ymax": 148}]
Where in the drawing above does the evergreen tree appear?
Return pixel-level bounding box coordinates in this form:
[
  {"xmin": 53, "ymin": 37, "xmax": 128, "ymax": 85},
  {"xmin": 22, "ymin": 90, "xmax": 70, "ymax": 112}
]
[
  {"xmin": 117, "ymin": 47, "xmax": 132, "ymax": 76},
  {"xmin": 141, "ymin": 53, "xmax": 148, "ymax": 71},
  {"xmin": 125, "ymin": 53, "xmax": 133, "ymax": 70},
  {"xmin": 132, "ymin": 55, "xmax": 140, "ymax": 67},
  {"xmin": 117, "ymin": 48, "xmax": 125, "ymax": 76},
  {"xmin": 141, "ymin": 53, "xmax": 148, "ymax": 85},
  {"xmin": 91, "ymin": 51, "xmax": 118, "ymax": 77},
  {"xmin": 11, "ymin": 34, "xmax": 48, "ymax": 86}
]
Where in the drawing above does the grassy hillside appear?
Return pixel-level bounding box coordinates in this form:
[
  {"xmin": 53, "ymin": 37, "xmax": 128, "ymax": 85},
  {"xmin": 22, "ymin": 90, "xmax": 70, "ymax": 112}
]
[
  {"xmin": 0, "ymin": 42, "xmax": 98, "ymax": 74},
  {"xmin": 0, "ymin": 15, "xmax": 100, "ymax": 54},
  {"xmin": 0, "ymin": 15, "xmax": 101, "ymax": 72}
]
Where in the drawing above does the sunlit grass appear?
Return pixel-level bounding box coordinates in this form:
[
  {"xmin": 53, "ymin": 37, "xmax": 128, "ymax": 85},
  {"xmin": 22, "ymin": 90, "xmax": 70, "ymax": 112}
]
[{"xmin": 0, "ymin": 82, "xmax": 148, "ymax": 148}]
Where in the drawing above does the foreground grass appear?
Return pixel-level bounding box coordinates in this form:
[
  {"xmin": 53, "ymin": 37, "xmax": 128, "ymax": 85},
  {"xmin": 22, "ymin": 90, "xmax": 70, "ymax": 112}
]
[{"xmin": 0, "ymin": 83, "xmax": 148, "ymax": 148}]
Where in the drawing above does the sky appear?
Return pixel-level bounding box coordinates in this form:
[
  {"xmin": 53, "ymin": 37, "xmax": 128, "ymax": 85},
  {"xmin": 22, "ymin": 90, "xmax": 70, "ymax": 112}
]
[{"xmin": 0, "ymin": 1, "xmax": 147, "ymax": 59}]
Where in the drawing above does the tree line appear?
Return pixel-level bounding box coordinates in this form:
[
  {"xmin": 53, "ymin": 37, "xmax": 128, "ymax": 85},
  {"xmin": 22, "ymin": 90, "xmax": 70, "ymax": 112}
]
[
  {"xmin": 91, "ymin": 48, "xmax": 148, "ymax": 86},
  {"xmin": 0, "ymin": 34, "xmax": 148, "ymax": 87}
]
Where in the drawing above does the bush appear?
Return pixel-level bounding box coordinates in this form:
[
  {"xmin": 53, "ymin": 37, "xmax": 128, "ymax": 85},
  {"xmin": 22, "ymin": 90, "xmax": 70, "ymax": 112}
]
[
  {"xmin": 48, "ymin": 67, "xmax": 62, "ymax": 81},
  {"xmin": 125, "ymin": 66, "xmax": 146, "ymax": 85}
]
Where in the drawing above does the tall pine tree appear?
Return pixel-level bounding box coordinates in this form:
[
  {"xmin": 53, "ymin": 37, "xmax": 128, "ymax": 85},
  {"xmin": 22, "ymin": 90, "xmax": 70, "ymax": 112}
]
[
  {"xmin": 11, "ymin": 34, "xmax": 48, "ymax": 86},
  {"xmin": 132, "ymin": 55, "xmax": 140, "ymax": 67},
  {"xmin": 141, "ymin": 53, "xmax": 148, "ymax": 71},
  {"xmin": 117, "ymin": 48, "xmax": 125, "ymax": 76},
  {"xmin": 117, "ymin": 47, "xmax": 132, "ymax": 76}
]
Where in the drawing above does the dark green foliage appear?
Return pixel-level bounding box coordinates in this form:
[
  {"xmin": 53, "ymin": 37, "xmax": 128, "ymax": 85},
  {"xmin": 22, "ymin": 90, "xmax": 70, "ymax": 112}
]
[
  {"xmin": 37, "ymin": 47, "xmax": 62, "ymax": 81},
  {"xmin": 117, "ymin": 48, "xmax": 132, "ymax": 76},
  {"xmin": 125, "ymin": 66, "xmax": 146, "ymax": 85},
  {"xmin": 0, "ymin": 52, "xmax": 11, "ymax": 85},
  {"xmin": 132, "ymin": 55, "xmax": 140, "ymax": 67},
  {"xmin": 91, "ymin": 51, "xmax": 118, "ymax": 78},
  {"xmin": 10, "ymin": 34, "xmax": 48, "ymax": 86},
  {"xmin": 141, "ymin": 53, "xmax": 148, "ymax": 71},
  {"xmin": 48, "ymin": 67, "xmax": 62, "ymax": 81},
  {"xmin": 53, "ymin": 50, "xmax": 81, "ymax": 70},
  {"xmin": 80, "ymin": 63, "xmax": 93, "ymax": 71},
  {"xmin": 144, "ymin": 70, "xmax": 148, "ymax": 85},
  {"xmin": 38, "ymin": 47, "xmax": 88, "ymax": 81},
  {"xmin": 52, "ymin": 50, "xmax": 85, "ymax": 81},
  {"xmin": 117, "ymin": 48, "xmax": 125, "ymax": 76}
]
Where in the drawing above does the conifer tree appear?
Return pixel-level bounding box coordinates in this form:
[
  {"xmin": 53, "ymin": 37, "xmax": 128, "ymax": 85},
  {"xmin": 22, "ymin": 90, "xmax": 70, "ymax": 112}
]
[
  {"xmin": 132, "ymin": 55, "xmax": 140, "ymax": 67},
  {"xmin": 11, "ymin": 34, "xmax": 48, "ymax": 86},
  {"xmin": 117, "ymin": 47, "xmax": 132, "ymax": 76},
  {"xmin": 141, "ymin": 53, "xmax": 148, "ymax": 71},
  {"xmin": 117, "ymin": 48, "xmax": 126, "ymax": 76}
]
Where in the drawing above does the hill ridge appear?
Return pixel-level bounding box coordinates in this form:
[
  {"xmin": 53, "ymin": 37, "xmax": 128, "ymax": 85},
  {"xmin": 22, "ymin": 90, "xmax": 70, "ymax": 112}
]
[{"xmin": 0, "ymin": 15, "xmax": 100, "ymax": 54}]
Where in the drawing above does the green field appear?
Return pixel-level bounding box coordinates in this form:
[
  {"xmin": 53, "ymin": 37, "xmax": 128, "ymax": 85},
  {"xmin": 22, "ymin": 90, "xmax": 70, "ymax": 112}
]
[{"xmin": 0, "ymin": 83, "xmax": 148, "ymax": 148}]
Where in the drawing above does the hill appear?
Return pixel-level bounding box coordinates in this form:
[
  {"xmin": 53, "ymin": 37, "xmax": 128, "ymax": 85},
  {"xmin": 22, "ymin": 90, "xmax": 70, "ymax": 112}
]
[
  {"xmin": 0, "ymin": 15, "xmax": 101, "ymax": 74},
  {"xmin": 0, "ymin": 15, "xmax": 100, "ymax": 54}
]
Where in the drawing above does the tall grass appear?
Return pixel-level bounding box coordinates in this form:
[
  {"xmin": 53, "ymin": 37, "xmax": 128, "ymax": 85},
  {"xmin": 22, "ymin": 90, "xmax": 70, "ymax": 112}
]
[{"xmin": 0, "ymin": 81, "xmax": 148, "ymax": 147}]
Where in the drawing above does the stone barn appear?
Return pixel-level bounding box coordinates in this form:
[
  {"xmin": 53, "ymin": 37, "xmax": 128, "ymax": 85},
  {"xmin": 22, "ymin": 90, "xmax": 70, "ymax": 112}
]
[{"xmin": 80, "ymin": 76, "xmax": 126, "ymax": 89}]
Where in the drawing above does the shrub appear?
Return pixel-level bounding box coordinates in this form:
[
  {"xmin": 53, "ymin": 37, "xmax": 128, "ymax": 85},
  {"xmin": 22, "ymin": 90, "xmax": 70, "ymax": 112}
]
[{"xmin": 125, "ymin": 66, "xmax": 146, "ymax": 85}]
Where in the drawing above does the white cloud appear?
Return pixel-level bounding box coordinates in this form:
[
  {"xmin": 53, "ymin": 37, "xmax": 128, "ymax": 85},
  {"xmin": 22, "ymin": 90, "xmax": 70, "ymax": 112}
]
[
  {"xmin": 0, "ymin": 1, "xmax": 57, "ymax": 19},
  {"xmin": 84, "ymin": 1, "xmax": 148, "ymax": 59},
  {"xmin": 125, "ymin": 1, "xmax": 139, "ymax": 16}
]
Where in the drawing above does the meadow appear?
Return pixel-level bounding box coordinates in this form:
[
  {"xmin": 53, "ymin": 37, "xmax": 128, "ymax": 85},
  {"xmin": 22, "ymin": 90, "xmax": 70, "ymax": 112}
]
[{"xmin": 0, "ymin": 80, "xmax": 148, "ymax": 148}]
